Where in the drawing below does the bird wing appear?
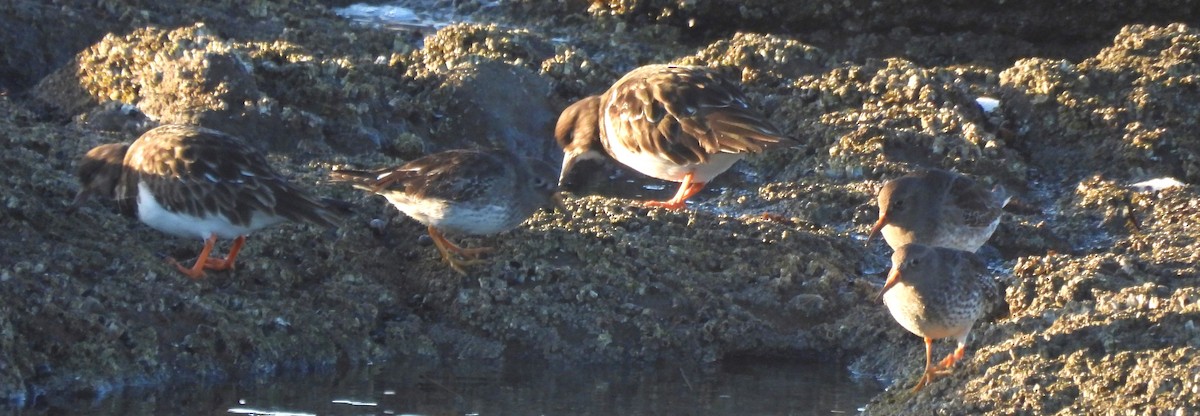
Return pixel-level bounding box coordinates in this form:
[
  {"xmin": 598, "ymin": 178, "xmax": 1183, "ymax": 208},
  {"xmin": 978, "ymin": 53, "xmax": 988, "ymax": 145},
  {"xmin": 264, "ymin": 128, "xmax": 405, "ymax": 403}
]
[
  {"xmin": 338, "ymin": 150, "xmax": 510, "ymax": 204},
  {"xmin": 943, "ymin": 172, "xmax": 1003, "ymax": 227},
  {"xmin": 604, "ymin": 66, "xmax": 794, "ymax": 165},
  {"xmin": 129, "ymin": 125, "xmax": 336, "ymax": 227}
]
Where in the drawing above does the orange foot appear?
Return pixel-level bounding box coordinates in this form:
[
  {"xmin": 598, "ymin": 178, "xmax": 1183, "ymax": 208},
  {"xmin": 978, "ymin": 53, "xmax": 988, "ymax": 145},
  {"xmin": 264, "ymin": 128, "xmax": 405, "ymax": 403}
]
[
  {"xmin": 645, "ymin": 172, "xmax": 705, "ymax": 211},
  {"xmin": 427, "ymin": 226, "xmax": 491, "ymax": 275},
  {"xmin": 911, "ymin": 343, "xmax": 966, "ymax": 392},
  {"xmin": 644, "ymin": 199, "xmax": 688, "ymax": 210},
  {"xmin": 167, "ymin": 234, "xmax": 246, "ymax": 279}
]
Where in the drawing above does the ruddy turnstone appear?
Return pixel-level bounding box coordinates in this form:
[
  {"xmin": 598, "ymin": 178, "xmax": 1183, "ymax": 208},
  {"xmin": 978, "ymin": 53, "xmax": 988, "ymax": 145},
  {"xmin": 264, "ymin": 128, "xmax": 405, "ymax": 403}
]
[
  {"xmin": 72, "ymin": 124, "xmax": 340, "ymax": 279},
  {"xmin": 877, "ymin": 243, "xmax": 997, "ymax": 391},
  {"xmin": 869, "ymin": 169, "xmax": 1010, "ymax": 252},
  {"xmin": 555, "ymin": 64, "xmax": 797, "ymax": 210},
  {"xmin": 329, "ymin": 149, "xmax": 564, "ymax": 274}
]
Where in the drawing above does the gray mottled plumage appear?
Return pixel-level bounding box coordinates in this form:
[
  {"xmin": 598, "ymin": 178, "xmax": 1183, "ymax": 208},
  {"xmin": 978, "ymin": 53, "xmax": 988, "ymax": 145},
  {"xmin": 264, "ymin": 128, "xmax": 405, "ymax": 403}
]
[
  {"xmin": 555, "ymin": 64, "xmax": 797, "ymax": 209},
  {"xmin": 870, "ymin": 169, "xmax": 1009, "ymax": 253},
  {"xmin": 879, "ymin": 244, "xmax": 993, "ymax": 343},
  {"xmin": 329, "ymin": 149, "xmax": 562, "ymax": 274},
  {"xmin": 877, "ymin": 243, "xmax": 1000, "ymax": 391},
  {"xmin": 330, "ymin": 149, "xmax": 559, "ymax": 236}
]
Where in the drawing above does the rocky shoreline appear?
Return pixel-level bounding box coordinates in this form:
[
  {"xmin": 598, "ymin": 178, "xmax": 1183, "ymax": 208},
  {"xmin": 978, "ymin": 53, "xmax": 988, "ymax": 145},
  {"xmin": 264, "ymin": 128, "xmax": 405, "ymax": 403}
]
[{"xmin": 2, "ymin": 0, "xmax": 1199, "ymax": 413}]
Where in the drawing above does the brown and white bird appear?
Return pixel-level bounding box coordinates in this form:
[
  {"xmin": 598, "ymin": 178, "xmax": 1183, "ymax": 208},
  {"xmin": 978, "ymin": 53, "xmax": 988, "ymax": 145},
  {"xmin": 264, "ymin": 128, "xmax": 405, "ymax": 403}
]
[
  {"xmin": 72, "ymin": 124, "xmax": 340, "ymax": 279},
  {"xmin": 869, "ymin": 169, "xmax": 1010, "ymax": 253},
  {"xmin": 877, "ymin": 243, "xmax": 997, "ymax": 391},
  {"xmin": 329, "ymin": 149, "xmax": 564, "ymax": 274},
  {"xmin": 555, "ymin": 64, "xmax": 797, "ymax": 210}
]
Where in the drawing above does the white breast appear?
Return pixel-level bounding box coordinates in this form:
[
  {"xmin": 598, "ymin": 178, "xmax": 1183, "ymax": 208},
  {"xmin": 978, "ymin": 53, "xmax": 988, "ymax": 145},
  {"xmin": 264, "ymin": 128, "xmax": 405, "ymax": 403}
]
[
  {"xmin": 136, "ymin": 182, "xmax": 282, "ymax": 240},
  {"xmin": 383, "ymin": 194, "xmax": 518, "ymax": 236},
  {"xmin": 932, "ymin": 218, "xmax": 1002, "ymax": 253},
  {"xmin": 601, "ymin": 103, "xmax": 744, "ymax": 183},
  {"xmin": 605, "ymin": 139, "xmax": 743, "ymax": 183}
]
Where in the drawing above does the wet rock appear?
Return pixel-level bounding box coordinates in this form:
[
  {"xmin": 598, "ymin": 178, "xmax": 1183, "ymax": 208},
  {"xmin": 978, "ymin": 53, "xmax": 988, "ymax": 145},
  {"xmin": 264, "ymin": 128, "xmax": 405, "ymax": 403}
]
[
  {"xmin": 579, "ymin": 0, "xmax": 1194, "ymax": 44},
  {"xmin": 3, "ymin": 0, "xmax": 1200, "ymax": 413}
]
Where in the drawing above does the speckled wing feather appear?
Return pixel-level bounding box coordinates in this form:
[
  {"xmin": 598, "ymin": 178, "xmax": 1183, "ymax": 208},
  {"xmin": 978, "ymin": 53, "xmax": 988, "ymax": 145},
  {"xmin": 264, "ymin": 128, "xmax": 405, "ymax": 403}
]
[
  {"xmin": 943, "ymin": 247, "xmax": 988, "ymax": 282},
  {"xmin": 927, "ymin": 247, "xmax": 992, "ymax": 324},
  {"xmin": 332, "ymin": 150, "xmax": 513, "ymax": 203},
  {"xmin": 604, "ymin": 65, "xmax": 793, "ymax": 165},
  {"xmin": 123, "ymin": 125, "xmax": 338, "ymax": 227},
  {"xmin": 945, "ymin": 247, "xmax": 1002, "ymax": 318},
  {"xmin": 943, "ymin": 172, "xmax": 1003, "ymax": 228}
]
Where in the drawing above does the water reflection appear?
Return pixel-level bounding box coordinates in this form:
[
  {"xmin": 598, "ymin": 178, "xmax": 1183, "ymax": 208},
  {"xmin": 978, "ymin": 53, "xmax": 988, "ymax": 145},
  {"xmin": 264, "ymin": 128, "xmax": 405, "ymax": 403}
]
[{"xmin": 27, "ymin": 358, "xmax": 879, "ymax": 415}]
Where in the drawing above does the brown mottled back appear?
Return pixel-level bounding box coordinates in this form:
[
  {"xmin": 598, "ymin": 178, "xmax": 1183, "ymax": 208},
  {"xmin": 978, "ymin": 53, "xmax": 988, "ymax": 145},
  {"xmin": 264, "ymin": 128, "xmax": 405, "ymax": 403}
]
[
  {"xmin": 79, "ymin": 124, "xmax": 339, "ymax": 228},
  {"xmin": 600, "ymin": 65, "xmax": 794, "ymax": 165}
]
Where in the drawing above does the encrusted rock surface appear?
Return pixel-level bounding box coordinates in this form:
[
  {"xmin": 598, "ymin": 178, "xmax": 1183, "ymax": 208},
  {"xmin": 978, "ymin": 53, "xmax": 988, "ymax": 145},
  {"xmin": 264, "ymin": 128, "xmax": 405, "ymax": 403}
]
[{"xmin": 2, "ymin": 0, "xmax": 1200, "ymax": 413}]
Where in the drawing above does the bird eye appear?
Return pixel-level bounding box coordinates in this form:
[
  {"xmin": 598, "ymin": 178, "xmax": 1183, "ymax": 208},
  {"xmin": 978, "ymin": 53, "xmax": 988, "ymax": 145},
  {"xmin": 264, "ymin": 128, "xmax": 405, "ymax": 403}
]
[{"xmin": 892, "ymin": 200, "xmax": 905, "ymax": 211}]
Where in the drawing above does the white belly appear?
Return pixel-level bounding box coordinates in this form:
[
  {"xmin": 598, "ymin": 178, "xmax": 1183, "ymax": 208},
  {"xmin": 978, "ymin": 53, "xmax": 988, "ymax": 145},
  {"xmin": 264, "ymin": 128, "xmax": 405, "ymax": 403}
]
[
  {"xmin": 384, "ymin": 194, "xmax": 519, "ymax": 236},
  {"xmin": 136, "ymin": 182, "xmax": 280, "ymax": 240},
  {"xmin": 606, "ymin": 142, "xmax": 742, "ymax": 183}
]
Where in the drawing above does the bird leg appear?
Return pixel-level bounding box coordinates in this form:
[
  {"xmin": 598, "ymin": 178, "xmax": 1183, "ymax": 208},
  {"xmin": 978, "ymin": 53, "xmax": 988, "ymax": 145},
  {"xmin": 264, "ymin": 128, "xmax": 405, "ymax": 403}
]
[
  {"xmin": 934, "ymin": 344, "xmax": 967, "ymax": 371},
  {"xmin": 646, "ymin": 172, "xmax": 706, "ymax": 210},
  {"xmin": 912, "ymin": 339, "xmax": 967, "ymax": 391},
  {"xmin": 203, "ymin": 235, "xmax": 246, "ymax": 271},
  {"xmin": 167, "ymin": 233, "xmax": 219, "ymax": 280},
  {"xmin": 427, "ymin": 226, "xmax": 489, "ymax": 274},
  {"xmin": 454, "ymin": 245, "xmax": 494, "ymax": 260}
]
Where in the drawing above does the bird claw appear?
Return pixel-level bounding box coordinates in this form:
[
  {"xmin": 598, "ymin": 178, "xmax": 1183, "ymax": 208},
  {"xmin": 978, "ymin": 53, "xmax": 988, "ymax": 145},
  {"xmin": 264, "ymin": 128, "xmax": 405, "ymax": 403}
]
[
  {"xmin": 167, "ymin": 257, "xmax": 208, "ymax": 280},
  {"xmin": 202, "ymin": 256, "xmax": 236, "ymax": 271},
  {"xmin": 453, "ymin": 246, "xmax": 494, "ymax": 260},
  {"xmin": 444, "ymin": 256, "xmax": 487, "ymax": 275},
  {"xmin": 644, "ymin": 200, "xmax": 687, "ymax": 210},
  {"xmin": 910, "ymin": 361, "xmax": 959, "ymax": 392},
  {"xmin": 910, "ymin": 369, "xmax": 949, "ymax": 392}
]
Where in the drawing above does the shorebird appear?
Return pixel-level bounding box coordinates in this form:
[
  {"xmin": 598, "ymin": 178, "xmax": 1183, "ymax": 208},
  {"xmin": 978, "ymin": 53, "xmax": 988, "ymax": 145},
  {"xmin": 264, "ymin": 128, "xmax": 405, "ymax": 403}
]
[
  {"xmin": 330, "ymin": 149, "xmax": 564, "ymax": 274},
  {"xmin": 877, "ymin": 243, "xmax": 997, "ymax": 391},
  {"xmin": 73, "ymin": 124, "xmax": 340, "ymax": 279},
  {"xmin": 555, "ymin": 64, "xmax": 797, "ymax": 210},
  {"xmin": 869, "ymin": 169, "xmax": 1010, "ymax": 252}
]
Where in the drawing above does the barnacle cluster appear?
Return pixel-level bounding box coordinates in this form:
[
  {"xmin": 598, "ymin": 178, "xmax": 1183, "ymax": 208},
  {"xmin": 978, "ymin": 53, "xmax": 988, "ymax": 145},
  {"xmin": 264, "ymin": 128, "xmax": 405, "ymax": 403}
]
[{"xmin": 2, "ymin": 0, "xmax": 1200, "ymax": 413}]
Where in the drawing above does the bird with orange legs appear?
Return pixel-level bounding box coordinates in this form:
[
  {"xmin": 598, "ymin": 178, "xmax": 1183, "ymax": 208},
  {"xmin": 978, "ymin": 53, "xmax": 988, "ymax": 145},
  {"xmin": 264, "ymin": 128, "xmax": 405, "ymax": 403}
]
[
  {"xmin": 876, "ymin": 243, "xmax": 998, "ymax": 391},
  {"xmin": 330, "ymin": 149, "xmax": 564, "ymax": 274},
  {"xmin": 72, "ymin": 124, "xmax": 340, "ymax": 279},
  {"xmin": 555, "ymin": 64, "xmax": 798, "ymax": 210}
]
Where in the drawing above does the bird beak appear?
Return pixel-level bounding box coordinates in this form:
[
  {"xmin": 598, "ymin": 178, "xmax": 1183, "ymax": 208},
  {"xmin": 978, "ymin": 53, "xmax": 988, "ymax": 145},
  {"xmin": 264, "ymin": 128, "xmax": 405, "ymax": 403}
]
[
  {"xmin": 874, "ymin": 267, "xmax": 902, "ymax": 302},
  {"xmin": 558, "ymin": 152, "xmax": 579, "ymax": 188},
  {"xmin": 866, "ymin": 213, "xmax": 887, "ymax": 247},
  {"xmin": 67, "ymin": 189, "xmax": 91, "ymax": 214}
]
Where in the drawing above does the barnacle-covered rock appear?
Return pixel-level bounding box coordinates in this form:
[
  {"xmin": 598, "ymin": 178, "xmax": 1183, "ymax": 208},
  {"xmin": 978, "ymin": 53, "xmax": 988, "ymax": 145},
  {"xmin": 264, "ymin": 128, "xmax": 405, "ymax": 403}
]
[{"xmin": 4, "ymin": 0, "xmax": 1200, "ymax": 413}]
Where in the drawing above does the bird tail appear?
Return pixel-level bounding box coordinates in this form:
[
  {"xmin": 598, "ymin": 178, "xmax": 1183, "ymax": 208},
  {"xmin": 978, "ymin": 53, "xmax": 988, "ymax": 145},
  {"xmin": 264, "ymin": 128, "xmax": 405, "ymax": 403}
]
[
  {"xmin": 329, "ymin": 167, "xmax": 395, "ymax": 193},
  {"xmin": 274, "ymin": 190, "xmax": 343, "ymax": 229}
]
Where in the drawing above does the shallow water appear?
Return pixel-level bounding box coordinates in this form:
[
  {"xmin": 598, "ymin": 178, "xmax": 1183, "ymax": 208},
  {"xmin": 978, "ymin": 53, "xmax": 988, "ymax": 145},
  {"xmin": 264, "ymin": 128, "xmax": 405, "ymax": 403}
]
[
  {"xmin": 23, "ymin": 358, "xmax": 879, "ymax": 415},
  {"xmin": 334, "ymin": 1, "xmax": 464, "ymax": 33}
]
